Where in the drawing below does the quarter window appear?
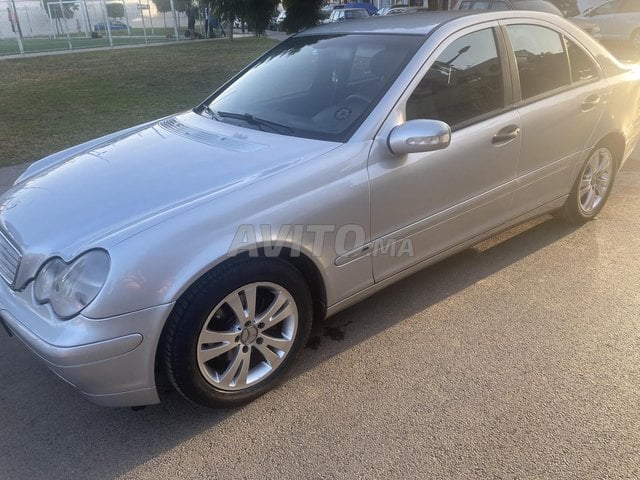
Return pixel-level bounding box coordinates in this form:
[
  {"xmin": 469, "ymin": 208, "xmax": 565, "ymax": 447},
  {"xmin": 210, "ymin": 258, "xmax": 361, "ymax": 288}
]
[
  {"xmin": 406, "ymin": 28, "xmax": 505, "ymax": 126},
  {"xmin": 506, "ymin": 25, "xmax": 570, "ymax": 100},
  {"xmin": 565, "ymin": 38, "xmax": 599, "ymax": 82}
]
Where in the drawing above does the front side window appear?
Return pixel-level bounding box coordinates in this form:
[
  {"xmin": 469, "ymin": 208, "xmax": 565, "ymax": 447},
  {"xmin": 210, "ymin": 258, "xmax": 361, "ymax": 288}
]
[
  {"xmin": 506, "ymin": 25, "xmax": 570, "ymax": 100},
  {"xmin": 406, "ymin": 28, "xmax": 505, "ymax": 126},
  {"xmin": 204, "ymin": 34, "xmax": 425, "ymax": 142}
]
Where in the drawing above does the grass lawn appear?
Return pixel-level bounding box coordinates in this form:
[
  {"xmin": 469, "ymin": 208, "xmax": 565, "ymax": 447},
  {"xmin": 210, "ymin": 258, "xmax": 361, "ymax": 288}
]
[
  {"xmin": 0, "ymin": 28, "xmax": 210, "ymax": 56},
  {"xmin": 0, "ymin": 34, "xmax": 179, "ymax": 56},
  {"xmin": 0, "ymin": 38, "xmax": 276, "ymax": 167}
]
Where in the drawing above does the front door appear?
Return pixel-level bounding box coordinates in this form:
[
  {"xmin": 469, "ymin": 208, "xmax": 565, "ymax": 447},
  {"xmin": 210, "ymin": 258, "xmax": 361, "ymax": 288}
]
[{"xmin": 368, "ymin": 25, "xmax": 521, "ymax": 282}]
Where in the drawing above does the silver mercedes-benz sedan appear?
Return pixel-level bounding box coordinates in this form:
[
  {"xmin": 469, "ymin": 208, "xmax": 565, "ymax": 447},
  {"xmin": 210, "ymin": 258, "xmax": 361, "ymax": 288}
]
[{"xmin": 2, "ymin": 11, "xmax": 639, "ymax": 408}]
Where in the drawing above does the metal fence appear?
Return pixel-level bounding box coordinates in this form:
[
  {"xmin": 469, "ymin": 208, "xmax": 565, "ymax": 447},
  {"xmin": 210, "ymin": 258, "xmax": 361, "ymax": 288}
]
[{"xmin": 0, "ymin": 0, "xmax": 215, "ymax": 55}]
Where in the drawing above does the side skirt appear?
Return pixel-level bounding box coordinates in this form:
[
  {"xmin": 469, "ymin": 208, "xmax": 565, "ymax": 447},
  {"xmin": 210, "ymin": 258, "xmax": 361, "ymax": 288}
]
[{"xmin": 325, "ymin": 195, "xmax": 568, "ymax": 319}]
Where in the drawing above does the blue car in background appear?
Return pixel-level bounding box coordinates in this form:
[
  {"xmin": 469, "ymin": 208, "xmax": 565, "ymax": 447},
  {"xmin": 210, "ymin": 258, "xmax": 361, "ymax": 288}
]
[
  {"xmin": 343, "ymin": 2, "xmax": 379, "ymax": 15},
  {"xmin": 94, "ymin": 20, "xmax": 129, "ymax": 31}
]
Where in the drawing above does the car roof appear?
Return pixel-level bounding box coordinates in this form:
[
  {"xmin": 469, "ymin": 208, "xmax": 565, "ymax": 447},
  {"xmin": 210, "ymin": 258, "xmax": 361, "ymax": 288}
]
[
  {"xmin": 302, "ymin": 11, "xmax": 475, "ymax": 35},
  {"xmin": 298, "ymin": 10, "xmax": 565, "ymax": 36}
]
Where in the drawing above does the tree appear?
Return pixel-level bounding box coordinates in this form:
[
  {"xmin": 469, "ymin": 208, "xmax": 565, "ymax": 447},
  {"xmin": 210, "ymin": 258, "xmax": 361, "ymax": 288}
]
[
  {"xmin": 213, "ymin": 0, "xmax": 241, "ymax": 39},
  {"xmin": 106, "ymin": 2, "xmax": 125, "ymax": 18},
  {"xmin": 282, "ymin": 0, "xmax": 322, "ymax": 34},
  {"xmin": 245, "ymin": 0, "xmax": 278, "ymax": 35},
  {"xmin": 151, "ymin": 0, "xmax": 172, "ymax": 27}
]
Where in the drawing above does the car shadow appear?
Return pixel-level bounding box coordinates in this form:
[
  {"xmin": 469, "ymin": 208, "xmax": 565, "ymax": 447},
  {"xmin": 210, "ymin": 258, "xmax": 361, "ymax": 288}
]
[{"xmin": 0, "ymin": 213, "xmax": 585, "ymax": 480}]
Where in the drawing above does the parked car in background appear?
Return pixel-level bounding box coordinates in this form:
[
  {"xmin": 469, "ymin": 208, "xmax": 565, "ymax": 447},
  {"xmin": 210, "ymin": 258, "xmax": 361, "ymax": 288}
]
[
  {"xmin": 328, "ymin": 7, "xmax": 370, "ymax": 21},
  {"xmin": 455, "ymin": 0, "xmax": 563, "ymax": 15},
  {"xmin": 572, "ymin": 0, "xmax": 640, "ymax": 49},
  {"xmin": 275, "ymin": 10, "xmax": 287, "ymax": 29},
  {"xmin": 454, "ymin": 0, "xmax": 599, "ymax": 34},
  {"xmin": 376, "ymin": 6, "xmax": 393, "ymax": 15},
  {"xmin": 3, "ymin": 11, "xmax": 638, "ymax": 409},
  {"xmin": 387, "ymin": 6, "xmax": 430, "ymax": 14},
  {"xmin": 344, "ymin": 2, "xmax": 380, "ymax": 15},
  {"xmin": 93, "ymin": 20, "xmax": 129, "ymax": 31},
  {"xmin": 268, "ymin": 15, "xmax": 279, "ymax": 30}
]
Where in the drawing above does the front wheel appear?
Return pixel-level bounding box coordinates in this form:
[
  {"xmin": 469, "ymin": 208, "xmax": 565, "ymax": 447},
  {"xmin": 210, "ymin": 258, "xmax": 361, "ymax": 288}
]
[
  {"xmin": 161, "ymin": 257, "xmax": 312, "ymax": 408},
  {"xmin": 558, "ymin": 145, "xmax": 617, "ymax": 223}
]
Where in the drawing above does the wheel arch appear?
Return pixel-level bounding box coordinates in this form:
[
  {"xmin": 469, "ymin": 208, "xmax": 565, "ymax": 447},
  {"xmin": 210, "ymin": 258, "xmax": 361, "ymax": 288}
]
[
  {"xmin": 167, "ymin": 246, "xmax": 328, "ymax": 327},
  {"xmin": 597, "ymin": 131, "xmax": 626, "ymax": 169}
]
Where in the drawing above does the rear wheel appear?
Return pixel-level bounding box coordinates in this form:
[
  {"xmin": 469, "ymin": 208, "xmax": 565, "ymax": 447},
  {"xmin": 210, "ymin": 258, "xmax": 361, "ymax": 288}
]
[
  {"xmin": 559, "ymin": 145, "xmax": 617, "ymax": 223},
  {"xmin": 162, "ymin": 257, "xmax": 312, "ymax": 408}
]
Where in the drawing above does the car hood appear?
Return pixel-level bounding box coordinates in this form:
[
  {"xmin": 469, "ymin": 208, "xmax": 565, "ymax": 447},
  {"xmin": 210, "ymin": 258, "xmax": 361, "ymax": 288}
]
[{"xmin": 0, "ymin": 111, "xmax": 339, "ymax": 265}]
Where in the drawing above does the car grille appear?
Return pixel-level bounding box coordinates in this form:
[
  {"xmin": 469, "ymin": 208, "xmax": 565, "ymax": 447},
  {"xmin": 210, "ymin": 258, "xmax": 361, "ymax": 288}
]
[{"xmin": 0, "ymin": 230, "xmax": 21, "ymax": 287}]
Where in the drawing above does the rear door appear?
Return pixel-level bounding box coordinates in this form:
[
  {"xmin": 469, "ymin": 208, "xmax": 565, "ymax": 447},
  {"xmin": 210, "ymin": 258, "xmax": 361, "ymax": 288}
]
[{"xmin": 501, "ymin": 21, "xmax": 609, "ymax": 216}]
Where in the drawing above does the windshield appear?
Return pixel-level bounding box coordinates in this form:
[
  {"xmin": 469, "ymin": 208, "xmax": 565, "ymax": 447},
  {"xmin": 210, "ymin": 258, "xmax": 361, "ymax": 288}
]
[{"xmin": 201, "ymin": 34, "xmax": 425, "ymax": 142}]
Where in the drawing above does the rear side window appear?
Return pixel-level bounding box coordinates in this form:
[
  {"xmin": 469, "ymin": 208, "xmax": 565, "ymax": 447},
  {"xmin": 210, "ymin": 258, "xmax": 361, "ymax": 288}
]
[
  {"xmin": 565, "ymin": 38, "xmax": 599, "ymax": 82},
  {"xmin": 506, "ymin": 25, "xmax": 570, "ymax": 100},
  {"xmin": 406, "ymin": 28, "xmax": 505, "ymax": 126}
]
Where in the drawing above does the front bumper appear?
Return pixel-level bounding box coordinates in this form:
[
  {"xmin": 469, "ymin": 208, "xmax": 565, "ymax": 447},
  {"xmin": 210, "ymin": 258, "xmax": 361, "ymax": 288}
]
[{"xmin": 0, "ymin": 282, "xmax": 174, "ymax": 407}]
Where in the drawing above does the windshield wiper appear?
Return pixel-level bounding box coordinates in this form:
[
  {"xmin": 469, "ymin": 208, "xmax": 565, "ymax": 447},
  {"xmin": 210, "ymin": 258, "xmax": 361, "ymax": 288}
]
[{"xmin": 217, "ymin": 111, "xmax": 294, "ymax": 136}]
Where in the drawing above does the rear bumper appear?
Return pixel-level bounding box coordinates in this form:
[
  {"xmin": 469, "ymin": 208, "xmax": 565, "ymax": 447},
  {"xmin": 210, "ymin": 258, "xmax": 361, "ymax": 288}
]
[{"xmin": 0, "ymin": 284, "xmax": 174, "ymax": 407}]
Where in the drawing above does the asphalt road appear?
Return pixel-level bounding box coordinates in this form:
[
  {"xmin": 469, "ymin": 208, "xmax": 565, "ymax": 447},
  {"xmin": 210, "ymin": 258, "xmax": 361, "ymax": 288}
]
[{"xmin": 1, "ymin": 154, "xmax": 639, "ymax": 479}]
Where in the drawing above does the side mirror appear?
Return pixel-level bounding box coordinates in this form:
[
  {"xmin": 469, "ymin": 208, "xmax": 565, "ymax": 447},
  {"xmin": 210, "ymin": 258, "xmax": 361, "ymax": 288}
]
[{"xmin": 387, "ymin": 119, "xmax": 451, "ymax": 155}]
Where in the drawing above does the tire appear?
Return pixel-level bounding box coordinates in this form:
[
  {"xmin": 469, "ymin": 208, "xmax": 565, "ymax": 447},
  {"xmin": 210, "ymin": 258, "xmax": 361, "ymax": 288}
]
[
  {"xmin": 161, "ymin": 257, "xmax": 312, "ymax": 408},
  {"xmin": 558, "ymin": 144, "xmax": 617, "ymax": 224}
]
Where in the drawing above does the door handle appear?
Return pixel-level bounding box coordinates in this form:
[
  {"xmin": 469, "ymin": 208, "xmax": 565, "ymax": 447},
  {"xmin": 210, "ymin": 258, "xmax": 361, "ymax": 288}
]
[
  {"xmin": 492, "ymin": 125, "xmax": 520, "ymax": 145},
  {"xmin": 581, "ymin": 94, "xmax": 601, "ymax": 112}
]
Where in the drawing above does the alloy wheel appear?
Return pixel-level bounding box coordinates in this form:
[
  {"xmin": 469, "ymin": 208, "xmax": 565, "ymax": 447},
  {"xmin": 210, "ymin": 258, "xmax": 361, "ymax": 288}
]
[{"xmin": 196, "ymin": 282, "xmax": 298, "ymax": 391}]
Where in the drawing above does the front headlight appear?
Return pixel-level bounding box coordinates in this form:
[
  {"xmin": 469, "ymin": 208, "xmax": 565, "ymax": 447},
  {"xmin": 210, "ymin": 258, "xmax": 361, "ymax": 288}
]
[{"xmin": 34, "ymin": 250, "xmax": 110, "ymax": 319}]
